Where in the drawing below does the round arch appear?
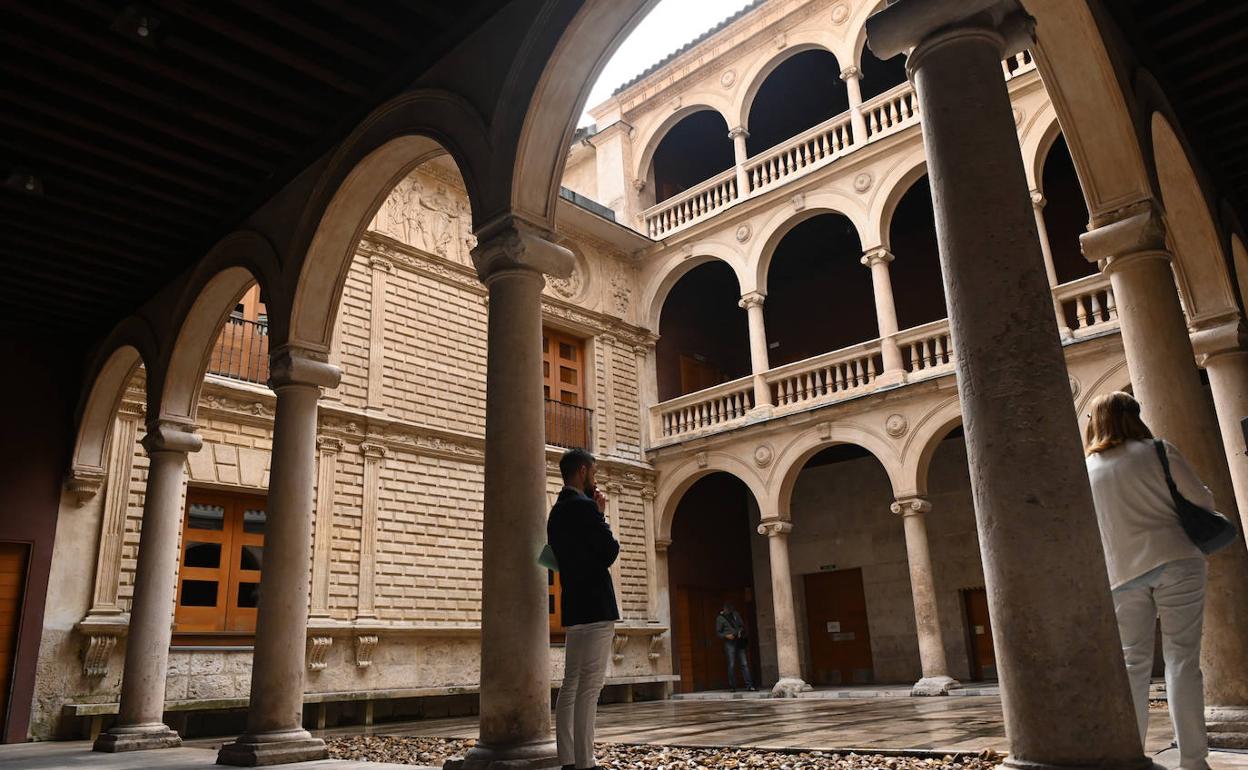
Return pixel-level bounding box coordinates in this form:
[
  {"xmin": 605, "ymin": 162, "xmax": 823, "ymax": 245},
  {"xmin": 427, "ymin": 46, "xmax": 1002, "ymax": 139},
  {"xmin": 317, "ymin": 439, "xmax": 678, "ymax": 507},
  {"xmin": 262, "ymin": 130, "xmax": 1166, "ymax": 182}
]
[
  {"xmin": 867, "ymin": 147, "xmax": 928, "ymax": 250},
  {"xmin": 1232, "ymin": 234, "xmax": 1248, "ymax": 312},
  {"xmin": 284, "ymin": 91, "xmax": 490, "ymax": 354},
  {"xmin": 642, "ymin": 244, "xmax": 747, "ymax": 331},
  {"xmin": 71, "ymin": 344, "xmax": 147, "ymax": 481},
  {"xmin": 655, "ymin": 453, "xmax": 770, "ymax": 542},
  {"xmin": 1150, "ymin": 113, "xmax": 1238, "ymax": 324},
  {"xmin": 631, "ymin": 103, "xmax": 737, "ymax": 192},
  {"xmin": 898, "ymin": 396, "xmax": 963, "ymax": 500},
  {"xmin": 770, "ymin": 421, "xmax": 903, "ymax": 519},
  {"xmin": 752, "ymin": 193, "xmax": 869, "ymax": 293},
  {"xmin": 734, "ymin": 40, "xmax": 841, "ymax": 132},
  {"xmin": 1022, "ymin": 108, "xmax": 1065, "ymax": 196}
]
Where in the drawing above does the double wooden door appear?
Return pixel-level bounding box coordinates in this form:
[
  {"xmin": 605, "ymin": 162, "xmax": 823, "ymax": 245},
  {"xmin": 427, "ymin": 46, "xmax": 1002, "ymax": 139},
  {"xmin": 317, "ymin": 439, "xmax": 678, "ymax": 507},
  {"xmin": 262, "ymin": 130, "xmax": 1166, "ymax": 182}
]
[
  {"xmin": 672, "ymin": 586, "xmax": 759, "ymax": 693},
  {"xmin": 962, "ymin": 587, "xmax": 997, "ymax": 681},
  {"xmin": 803, "ymin": 568, "xmax": 874, "ymax": 685}
]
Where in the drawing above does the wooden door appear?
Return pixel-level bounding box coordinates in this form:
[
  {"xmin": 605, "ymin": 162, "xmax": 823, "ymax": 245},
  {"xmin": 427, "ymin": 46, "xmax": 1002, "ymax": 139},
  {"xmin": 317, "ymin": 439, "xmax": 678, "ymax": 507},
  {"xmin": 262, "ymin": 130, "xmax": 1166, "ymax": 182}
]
[
  {"xmin": 175, "ymin": 490, "xmax": 267, "ymax": 635},
  {"xmin": 0, "ymin": 544, "xmax": 28, "ymax": 735},
  {"xmin": 678, "ymin": 354, "xmax": 723, "ymax": 396},
  {"xmin": 543, "ymin": 329, "xmax": 588, "ymax": 448},
  {"xmin": 963, "ymin": 588, "xmax": 997, "ymax": 681},
  {"xmin": 803, "ymin": 568, "xmax": 874, "ymax": 685},
  {"xmin": 673, "ymin": 586, "xmax": 758, "ymax": 692}
]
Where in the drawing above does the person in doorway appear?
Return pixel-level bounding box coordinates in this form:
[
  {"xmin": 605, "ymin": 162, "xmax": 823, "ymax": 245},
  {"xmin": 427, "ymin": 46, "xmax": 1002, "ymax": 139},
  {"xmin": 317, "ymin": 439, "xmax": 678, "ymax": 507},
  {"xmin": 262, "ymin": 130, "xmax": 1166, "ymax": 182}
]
[
  {"xmin": 548, "ymin": 448, "xmax": 620, "ymax": 770},
  {"xmin": 1084, "ymin": 391, "xmax": 1212, "ymax": 770},
  {"xmin": 715, "ymin": 601, "xmax": 756, "ymax": 692}
]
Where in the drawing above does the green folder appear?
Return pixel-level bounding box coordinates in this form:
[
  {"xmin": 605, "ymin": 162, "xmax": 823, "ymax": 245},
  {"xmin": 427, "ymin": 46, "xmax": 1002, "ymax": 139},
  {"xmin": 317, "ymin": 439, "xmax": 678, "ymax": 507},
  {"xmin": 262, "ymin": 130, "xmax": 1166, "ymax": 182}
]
[{"xmin": 537, "ymin": 543, "xmax": 559, "ymax": 572}]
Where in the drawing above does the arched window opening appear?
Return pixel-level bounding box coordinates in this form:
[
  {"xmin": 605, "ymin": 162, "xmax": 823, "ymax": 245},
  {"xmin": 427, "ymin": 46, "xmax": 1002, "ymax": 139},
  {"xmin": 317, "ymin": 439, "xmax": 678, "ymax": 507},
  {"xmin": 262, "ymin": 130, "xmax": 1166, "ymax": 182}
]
[
  {"xmin": 766, "ymin": 214, "xmax": 870, "ymax": 367},
  {"xmin": 747, "ymin": 50, "xmax": 847, "ymax": 156},
  {"xmin": 656, "ymin": 261, "xmax": 750, "ymax": 401},
  {"xmin": 859, "ymin": 47, "xmax": 908, "ymax": 102},
  {"xmin": 1041, "ymin": 135, "xmax": 1095, "ymax": 285},
  {"xmin": 652, "ymin": 111, "xmax": 735, "ymax": 204},
  {"xmin": 888, "ymin": 175, "xmax": 948, "ymax": 331},
  {"xmin": 669, "ymin": 472, "xmax": 761, "ymax": 693}
]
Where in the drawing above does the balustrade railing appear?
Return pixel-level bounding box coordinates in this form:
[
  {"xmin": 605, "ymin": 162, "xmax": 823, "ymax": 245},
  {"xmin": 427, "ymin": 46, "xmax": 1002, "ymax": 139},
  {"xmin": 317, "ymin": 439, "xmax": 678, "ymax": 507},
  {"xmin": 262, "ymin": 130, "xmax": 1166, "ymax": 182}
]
[
  {"xmin": 898, "ymin": 320, "xmax": 955, "ymax": 377},
  {"xmin": 545, "ymin": 399, "xmax": 594, "ymax": 450},
  {"xmin": 639, "ymin": 55, "xmax": 1039, "ymax": 240},
  {"xmin": 766, "ymin": 342, "xmax": 882, "ymax": 410},
  {"xmin": 1054, "ymin": 273, "xmax": 1118, "ymax": 337},
  {"xmin": 745, "ymin": 113, "xmax": 856, "ymax": 194},
  {"xmin": 862, "ymin": 83, "xmax": 921, "ymax": 141},
  {"xmin": 207, "ymin": 316, "xmax": 270, "ymax": 384},
  {"xmin": 652, "ymin": 377, "xmax": 755, "ymax": 441}
]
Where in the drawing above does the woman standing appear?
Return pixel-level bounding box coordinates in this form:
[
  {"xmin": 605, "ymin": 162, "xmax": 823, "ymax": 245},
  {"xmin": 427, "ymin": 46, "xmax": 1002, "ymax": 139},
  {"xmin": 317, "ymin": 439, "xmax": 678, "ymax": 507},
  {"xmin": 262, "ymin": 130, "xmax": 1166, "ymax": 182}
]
[{"xmin": 1084, "ymin": 391, "xmax": 1211, "ymax": 770}]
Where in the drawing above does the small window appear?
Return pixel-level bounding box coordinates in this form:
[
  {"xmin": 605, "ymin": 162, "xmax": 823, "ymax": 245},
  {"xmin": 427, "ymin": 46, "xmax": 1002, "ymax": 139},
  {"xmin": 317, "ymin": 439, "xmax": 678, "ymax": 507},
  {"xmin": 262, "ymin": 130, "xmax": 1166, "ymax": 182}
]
[{"xmin": 175, "ymin": 490, "xmax": 267, "ymax": 634}]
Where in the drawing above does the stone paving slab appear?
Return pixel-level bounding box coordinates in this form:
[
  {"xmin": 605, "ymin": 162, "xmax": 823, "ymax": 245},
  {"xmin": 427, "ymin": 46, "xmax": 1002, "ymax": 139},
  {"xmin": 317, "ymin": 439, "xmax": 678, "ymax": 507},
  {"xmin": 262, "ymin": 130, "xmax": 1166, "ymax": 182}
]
[{"xmin": 0, "ymin": 741, "xmax": 436, "ymax": 770}]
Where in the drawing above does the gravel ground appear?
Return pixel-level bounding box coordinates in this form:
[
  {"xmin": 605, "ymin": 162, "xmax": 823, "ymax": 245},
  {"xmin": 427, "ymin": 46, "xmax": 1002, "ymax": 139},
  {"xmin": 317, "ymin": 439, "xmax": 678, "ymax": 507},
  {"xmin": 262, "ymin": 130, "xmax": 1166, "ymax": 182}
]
[{"xmin": 327, "ymin": 736, "xmax": 1006, "ymax": 770}]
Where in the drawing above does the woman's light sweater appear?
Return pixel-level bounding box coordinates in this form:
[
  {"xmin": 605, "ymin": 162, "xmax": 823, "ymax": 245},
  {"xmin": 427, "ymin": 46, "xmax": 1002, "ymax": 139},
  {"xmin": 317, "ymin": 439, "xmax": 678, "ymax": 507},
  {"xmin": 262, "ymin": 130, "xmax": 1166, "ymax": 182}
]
[{"xmin": 1085, "ymin": 439, "xmax": 1210, "ymax": 589}]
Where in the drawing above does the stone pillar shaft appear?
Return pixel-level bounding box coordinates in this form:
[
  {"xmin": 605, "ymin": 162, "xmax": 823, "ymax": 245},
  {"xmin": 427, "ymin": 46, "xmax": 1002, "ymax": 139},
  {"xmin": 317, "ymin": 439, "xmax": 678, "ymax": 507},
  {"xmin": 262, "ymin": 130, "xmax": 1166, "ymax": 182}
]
[
  {"xmin": 95, "ymin": 421, "xmax": 201, "ymax": 753},
  {"xmin": 218, "ymin": 348, "xmax": 340, "ymax": 766},
  {"xmin": 1192, "ymin": 321, "xmax": 1248, "ymax": 536},
  {"xmin": 739, "ymin": 292, "xmax": 773, "ymax": 408},
  {"xmin": 893, "ymin": 498, "xmax": 958, "ymax": 695},
  {"xmin": 867, "ymin": 4, "xmax": 1146, "ymax": 766},
  {"xmin": 1030, "ymin": 192, "xmax": 1071, "ymax": 337},
  {"xmin": 757, "ymin": 520, "xmax": 807, "ymax": 696},
  {"xmin": 730, "ymin": 127, "xmax": 751, "ymax": 197},
  {"xmin": 862, "ymin": 248, "xmax": 905, "ymax": 379},
  {"xmin": 842, "ymin": 67, "xmax": 869, "ymax": 143}
]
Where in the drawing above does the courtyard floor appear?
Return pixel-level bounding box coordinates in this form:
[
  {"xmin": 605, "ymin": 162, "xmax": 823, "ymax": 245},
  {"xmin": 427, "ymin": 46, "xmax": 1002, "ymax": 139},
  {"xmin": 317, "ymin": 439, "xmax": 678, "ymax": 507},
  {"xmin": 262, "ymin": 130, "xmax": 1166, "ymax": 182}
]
[{"xmin": 4, "ymin": 694, "xmax": 1248, "ymax": 769}]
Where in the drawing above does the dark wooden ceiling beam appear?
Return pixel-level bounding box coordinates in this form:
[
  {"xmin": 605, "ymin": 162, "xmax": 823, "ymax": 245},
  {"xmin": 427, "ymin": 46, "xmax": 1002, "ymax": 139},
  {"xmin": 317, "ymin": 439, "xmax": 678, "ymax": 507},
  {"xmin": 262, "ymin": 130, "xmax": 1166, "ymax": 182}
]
[
  {"xmin": 0, "ymin": 201, "xmax": 179, "ymax": 267},
  {"xmin": 296, "ymin": 0, "xmax": 406, "ymax": 46},
  {"xmin": 1153, "ymin": 6, "xmax": 1248, "ymax": 52},
  {"xmin": 231, "ymin": 1, "xmax": 390, "ymax": 72}
]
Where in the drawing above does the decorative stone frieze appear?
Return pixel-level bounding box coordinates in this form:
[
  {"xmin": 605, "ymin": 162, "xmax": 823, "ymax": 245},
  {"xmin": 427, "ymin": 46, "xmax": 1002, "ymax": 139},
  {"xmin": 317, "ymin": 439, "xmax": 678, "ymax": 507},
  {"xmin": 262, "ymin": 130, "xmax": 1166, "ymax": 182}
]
[{"xmin": 307, "ymin": 637, "xmax": 333, "ymax": 672}]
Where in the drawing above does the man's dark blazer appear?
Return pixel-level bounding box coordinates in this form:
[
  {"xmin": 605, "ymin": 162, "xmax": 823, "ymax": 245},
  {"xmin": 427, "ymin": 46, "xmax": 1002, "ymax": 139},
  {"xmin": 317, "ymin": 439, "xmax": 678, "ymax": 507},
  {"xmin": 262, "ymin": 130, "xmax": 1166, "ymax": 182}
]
[{"xmin": 547, "ymin": 486, "xmax": 620, "ymax": 627}]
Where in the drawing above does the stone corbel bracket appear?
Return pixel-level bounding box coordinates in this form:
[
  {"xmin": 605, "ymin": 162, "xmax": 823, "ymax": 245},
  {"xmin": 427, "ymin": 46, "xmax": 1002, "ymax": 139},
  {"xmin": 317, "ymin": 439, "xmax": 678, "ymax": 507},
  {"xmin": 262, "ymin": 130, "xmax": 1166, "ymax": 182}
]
[
  {"xmin": 76, "ymin": 614, "xmax": 128, "ymax": 678},
  {"xmin": 648, "ymin": 633, "xmax": 664, "ymax": 662},
  {"xmin": 611, "ymin": 633, "xmax": 629, "ymax": 663},
  {"xmin": 66, "ymin": 466, "xmax": 106, "ymax": 506},
  {"xmin": 355, "ymin": 634, "xmax": 379, "ymax": 667},
  {"xmin": 307, "ymin": 636, "xmax": 333, "ymax": 672}
]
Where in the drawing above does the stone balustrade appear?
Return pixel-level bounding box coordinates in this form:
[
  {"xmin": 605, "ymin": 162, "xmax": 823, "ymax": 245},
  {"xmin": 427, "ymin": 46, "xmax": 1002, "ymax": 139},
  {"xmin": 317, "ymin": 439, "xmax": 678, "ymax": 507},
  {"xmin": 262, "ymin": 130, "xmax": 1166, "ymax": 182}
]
[
  {"xmin": 1002, "ymin": 49, "xmax": 1036, "ymax": 80},
  {"xmin": 745, "ymin": 112, "xmax": 857, "ymax": 195},
  {"xmin": 648, "ymin": 273, "xmax": 1117, "ymax": 448},
  {"xmin": 862, "ymin": 82, "xmax": 922, "ymax": 141},
  {"xmin": 645, "ymin": 168, "xmax": 740, "ymax": 238},
  {"xmin": 765, "ymin": 341, "xmax": 882, "ymax": 411}
]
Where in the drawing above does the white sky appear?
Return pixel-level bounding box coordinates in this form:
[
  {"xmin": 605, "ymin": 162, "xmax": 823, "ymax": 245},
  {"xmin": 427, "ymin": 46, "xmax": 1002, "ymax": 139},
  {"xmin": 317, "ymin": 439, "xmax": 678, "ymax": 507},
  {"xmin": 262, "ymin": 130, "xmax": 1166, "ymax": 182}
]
[{"xmin": 578, "ymin": 0, "xmax": 757, "ymax": 126}]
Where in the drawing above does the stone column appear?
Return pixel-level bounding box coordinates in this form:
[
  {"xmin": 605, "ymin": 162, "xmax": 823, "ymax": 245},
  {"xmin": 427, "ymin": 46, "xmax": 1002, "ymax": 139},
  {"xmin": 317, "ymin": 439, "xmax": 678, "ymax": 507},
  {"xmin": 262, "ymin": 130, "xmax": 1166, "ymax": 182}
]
[
  {"xmin": 891, "ymin": 498, "xmax": 959, "ymax": 695},
  {"xmin": 1030, "ymin": 191, "xmax": 1072, "ymax": 338},
  {"xmin": 756, "ymin": 520, "xmax": 809, "ymax": 697},
  {"xmin": 841, "ymin": 66, "xmax": 869, "ymax": 143},
  {"xmin": 641, "ymin": 486, "xmax": 659, "ymax": 621},
  {"xmin": 357, "ymin": 440, "xmax": 387, "ymax": 620},
  {"xmin": 739, "ymin": 291, "xmax": 773, "ymax": 410},
  {"xmin": 218, "ymin": 347, "xmax": 341, "ymax": 766},
  {"xmin": 1192, "ymin": 319, "xmax": 1248, "ymax": 535},
  {"xmin": 366, "ymin": 255, "xmax": 392, "ymax": 411},
  {"xmin": 308, "ymin": 436, "xmax": 342, "ymax": 621},
  {"xmin": 94, "ymin": 421, "xmax": 201, "ymax": 753},
  {"xmin": 867, "ymin": 4, "xmax": 1148, "ymax": 768},
  {"xmin": 1082, "ymin": 206, "xmax": 1248, "ymax": 744},
  {"xmin": 862, "ymin": 248, "xmax": 905, "ymax": 383},
  {"xmin": 654, "ymin": 537, "xmax": 672, "ymax": 629},
  {"xmin": 450, "ymin": 221, "xmax": 574, "ymax": 770},
  {"xmin": 729, "ymin": 126, "xmax": 751, "ymax": 198}
]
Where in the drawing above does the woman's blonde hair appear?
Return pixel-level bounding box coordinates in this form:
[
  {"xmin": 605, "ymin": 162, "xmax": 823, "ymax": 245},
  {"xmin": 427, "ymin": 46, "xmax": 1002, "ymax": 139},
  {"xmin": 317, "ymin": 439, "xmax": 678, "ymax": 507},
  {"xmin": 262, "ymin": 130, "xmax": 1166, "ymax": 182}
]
[{"xmin": 1085, "ymin": 391, "xmax": 1154, "ymax": 455}]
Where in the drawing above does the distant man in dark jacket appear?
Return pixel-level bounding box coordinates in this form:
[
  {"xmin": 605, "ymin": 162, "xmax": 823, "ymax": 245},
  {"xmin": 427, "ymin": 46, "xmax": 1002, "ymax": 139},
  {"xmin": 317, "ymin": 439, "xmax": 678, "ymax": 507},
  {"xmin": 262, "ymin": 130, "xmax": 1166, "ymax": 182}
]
[
  {"xmin": 715, "ymin": 602, "xmax": 755, "ymax": 692},
  {"xmin": 547, "ymin": 448, "xmax": 619, "ymax": 770}
]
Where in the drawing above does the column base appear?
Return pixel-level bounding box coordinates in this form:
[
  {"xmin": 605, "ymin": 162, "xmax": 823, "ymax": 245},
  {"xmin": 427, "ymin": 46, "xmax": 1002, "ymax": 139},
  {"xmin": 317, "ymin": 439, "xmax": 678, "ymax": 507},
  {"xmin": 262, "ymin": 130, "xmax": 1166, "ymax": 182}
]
[
  {"xmin": 443, "ymin": 738, "xmax": 560, "ymax": 770},
  {"xmin": 1002, "ymin": 758, "xmax": 1162, "ymax": 770},
  {"xmin": 874, "ymin": 370, "xmax": 907, "ymax": 387},
  {"xmin": 92, "ymin": 723, "xmax": 182, "ymax": 752},
  {"xmin": 1208, "ymin": 706, "xmax": 1248, "ymax": 749},
  {"xmin": 216, "ymin": 728, "xmax": 328, "ymax": 766},
  {"xmin": 911, "ymin": 675, "xmax": 961, "ymax": 696},
  {"xmin": 770, "ymin": 677, "xmax": 811, "ymax": 698}
]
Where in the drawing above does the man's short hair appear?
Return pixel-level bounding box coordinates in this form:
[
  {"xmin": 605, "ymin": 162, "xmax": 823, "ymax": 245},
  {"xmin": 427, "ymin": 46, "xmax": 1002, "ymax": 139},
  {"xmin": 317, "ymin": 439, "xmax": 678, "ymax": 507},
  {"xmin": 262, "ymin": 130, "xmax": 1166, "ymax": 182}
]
[{"xmin": 559, "ymin": 448, "xmax": 595, "ymax": 483}]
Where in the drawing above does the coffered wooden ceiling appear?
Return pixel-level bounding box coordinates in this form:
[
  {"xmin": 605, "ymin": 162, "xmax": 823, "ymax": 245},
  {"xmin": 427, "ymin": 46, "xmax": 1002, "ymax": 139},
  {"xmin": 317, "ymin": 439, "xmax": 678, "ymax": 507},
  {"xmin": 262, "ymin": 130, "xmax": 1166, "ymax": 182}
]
[{"xmin": 0, "ymin": 0, "xmax": 505, "ymax": 338}]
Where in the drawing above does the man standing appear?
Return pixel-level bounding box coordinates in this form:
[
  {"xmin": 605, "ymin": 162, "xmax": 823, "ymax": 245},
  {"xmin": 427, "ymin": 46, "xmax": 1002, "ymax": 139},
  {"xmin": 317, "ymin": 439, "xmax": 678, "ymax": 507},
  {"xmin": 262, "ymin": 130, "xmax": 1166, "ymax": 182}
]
[
  {"xmin": 715, "ymin": 601, "xmax": 755, "ymax": 692},
  {"xmin": 548, "ymin": 448, "xmax": 619, "ymax": 770}
]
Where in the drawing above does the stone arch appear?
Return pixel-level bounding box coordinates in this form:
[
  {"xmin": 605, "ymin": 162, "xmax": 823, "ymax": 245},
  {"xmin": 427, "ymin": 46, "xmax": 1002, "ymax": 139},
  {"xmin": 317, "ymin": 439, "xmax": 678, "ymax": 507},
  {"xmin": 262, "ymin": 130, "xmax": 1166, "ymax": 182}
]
[
  {"xmin": 1231, "ymin": 234, "xmax": 1248, "ymax": 312},
  {"xmin": 1149, "ymin": 112, "xmax": 1238, "ymax": 325},
  {"xmin": 285, "ymin": 94, "xmax": 489, "ymax": 354},
  {"xmin": 734, "ymin": 39, "xmax": 841, "ymax": 132},
  {"xmin": 1073, "ymin": 359, "xmax": 1132, "ymax": 433},
  {"xmin": 898, "ymin": 396, "xmax": 963, "ymax": 501},
  {"xmin": 867, "ymin": 147, "xmax": 928, "ymax": 251},
  {"xmin": 848, "ymin": 1, "xmax": 887, "ymax": 72},
  {"xmin": 71, "ymin": 343, "xmax": 148, "ymax": 482},
  {"xmin": 1022, "ymin": 107, "xmax": 1065, "ymax": 196},
  {"xmin": 771, "ymin": 421, "xmax": 903, "ymax": 519},
  {"xmin": 631, "ymin": 103, "xmax": 738, "ymax": 190},
  {"xmin": 655, "ymin": 454, "xmax": 769, "ymax": 542},
  {"xmin": 510, "ymin": 0, "xmax": 660, "ymax": 229},
  {"xmin": 752, "ymin": 191, "xmax": 869, "ymax": 294},
  {"xmin": 641, "ymin": 243, "xmax": 747, "ymax": 330}
]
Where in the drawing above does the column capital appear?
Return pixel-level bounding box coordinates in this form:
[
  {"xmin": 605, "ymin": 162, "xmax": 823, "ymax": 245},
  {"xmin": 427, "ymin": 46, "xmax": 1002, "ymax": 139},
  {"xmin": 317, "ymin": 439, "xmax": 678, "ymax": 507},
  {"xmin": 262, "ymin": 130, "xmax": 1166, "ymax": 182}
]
[
  {"xmin": 728, "ymin": 126, "xmax": 750, "ymax": 140},
  {"xmin": 757, "ymin": 519, "xmax": 793, "ymax": 537},
  {"xmin": 141, "ymin": 420, "xmax": 202, "ymax": 456},
  {"xmin": 891, "ymin": 497, "xmax": 932, "ymax": 517},
  {"xmin": 368, "ymin": 255, "xmax": 393, "ymax": 272},
  {"xmin": 867, "ymin": 0, "xmax": 1033, "ymax": 61},
  {"xmin": 316, "ymin": 435, "xmax": 344, "ymax": 454},
  {"xmin": 1029, "ymin": 189, "xmax": 1046, "ymax": 209},
  {"xmin": 738, "ymin": 291, "xmax": 766, "ymax": 310},
  {"xmin": 270, "ymin": 346, "xmax": 342, "ymax": 391},
  {"xmin": 839, "ymin": 65, "xmax": 860, "ymax": 81},
  {"xmin": 655, "ymin": 538, "xmax": 672, "ymax": 553},
  {"xmin": 470, "ymin": 217, "xmax": 574, "ymax": 285},
  {"xmin": 861, "ymin": 247, "xmax": 895, "ymax": 267},
  {"xmin": 1191, "ymin": 319, "xmax": 1248, "ymax": 363},
  {"xmin": 1079, "ymin": 201, "xmax": 1169, "ymax": 269},
  {"xmin": 359, "ymin": 440, "xmax": 388, "ymax": 460}
]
